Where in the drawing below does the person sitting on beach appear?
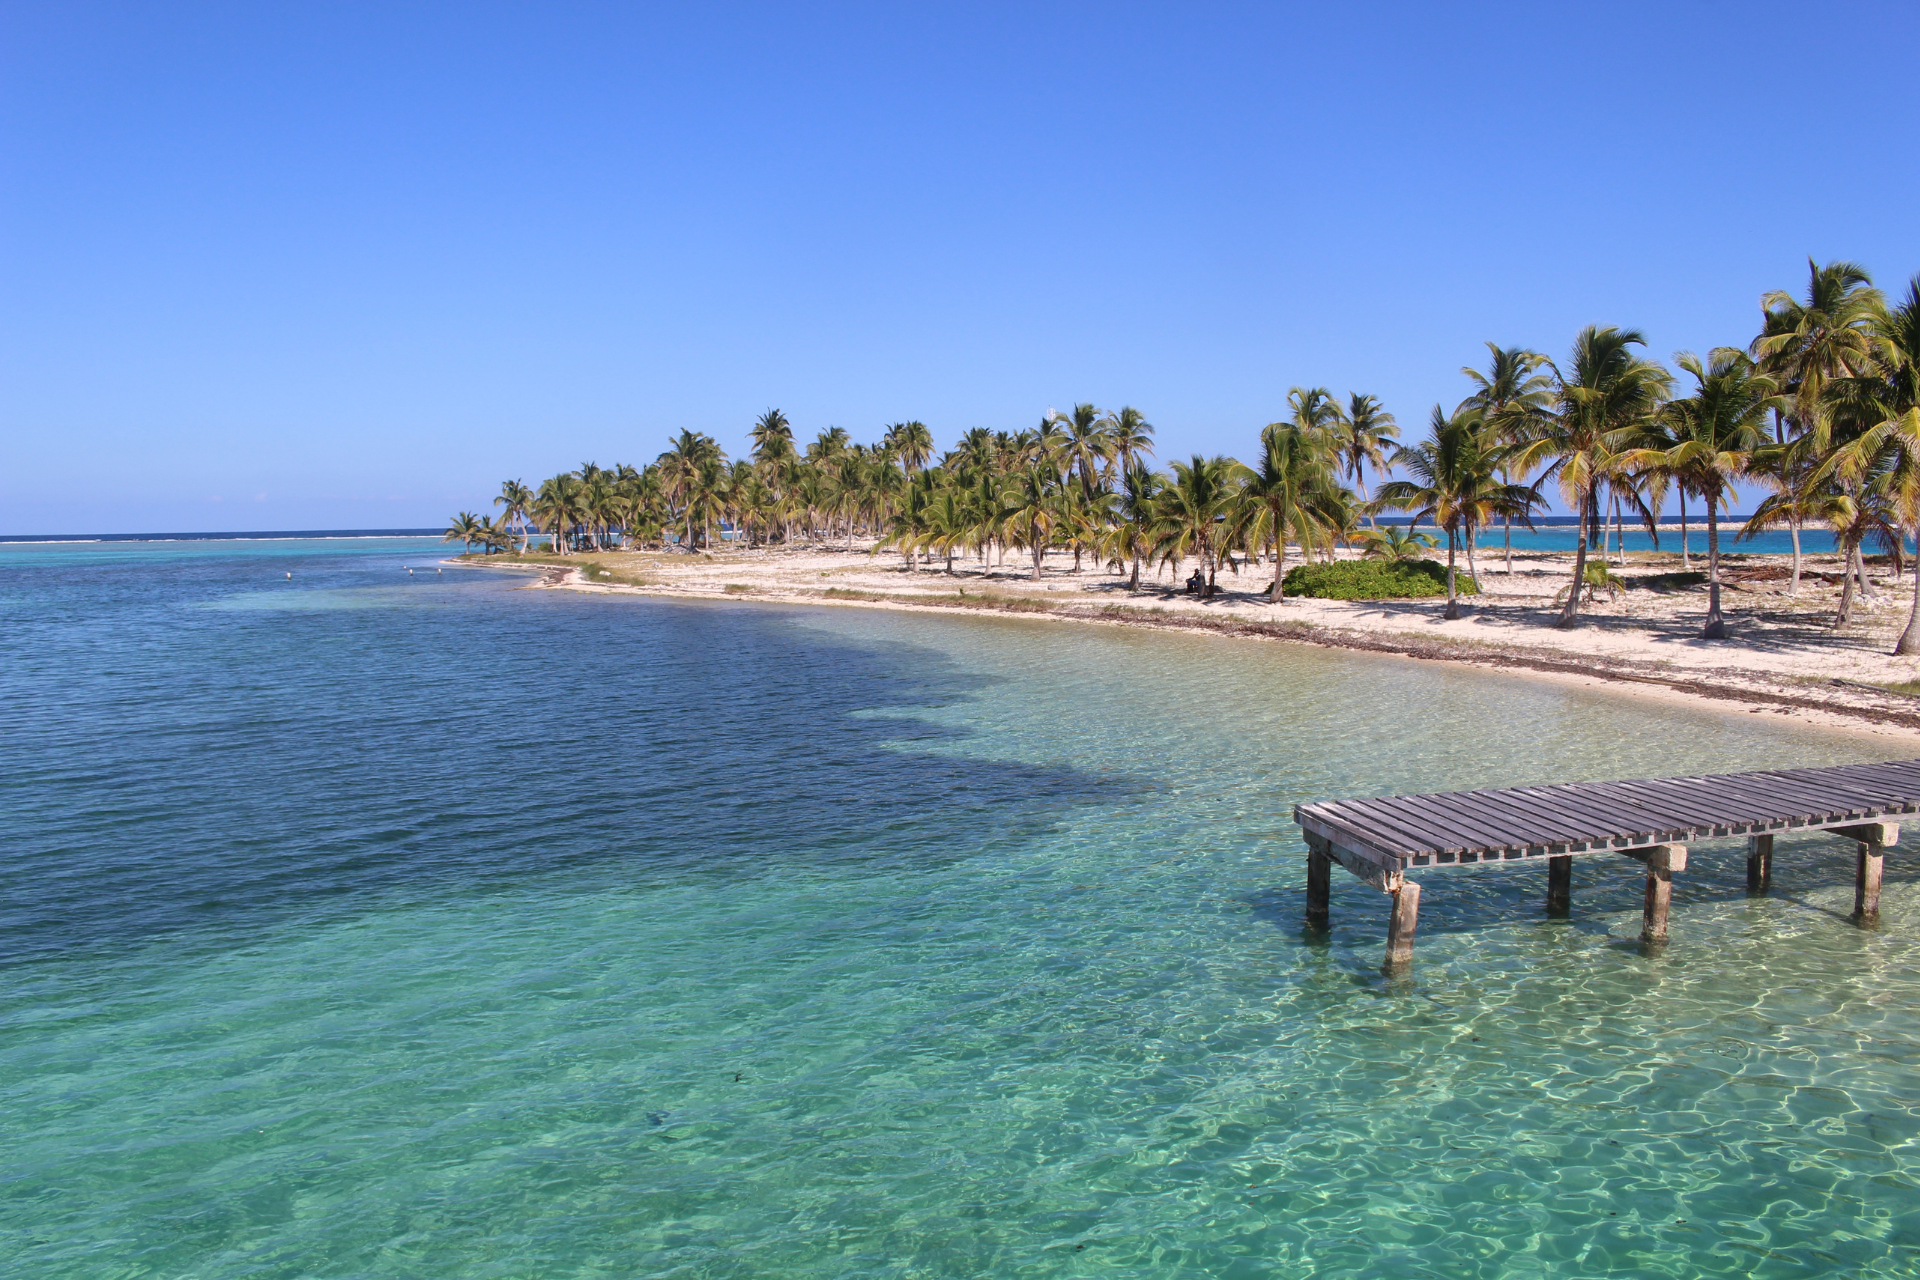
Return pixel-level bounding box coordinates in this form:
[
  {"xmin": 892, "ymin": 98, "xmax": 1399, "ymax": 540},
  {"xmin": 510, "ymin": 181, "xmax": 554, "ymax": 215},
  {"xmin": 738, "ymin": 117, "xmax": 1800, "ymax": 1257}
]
[{"xmin": 1185, "ymin": 569, "xmax": 1206, "ymax": 595}]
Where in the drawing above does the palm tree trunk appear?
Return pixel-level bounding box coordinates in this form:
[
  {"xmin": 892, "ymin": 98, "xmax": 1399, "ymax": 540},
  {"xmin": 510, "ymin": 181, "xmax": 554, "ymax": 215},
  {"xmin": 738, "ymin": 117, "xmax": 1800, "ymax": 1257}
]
[
  {"xmin": 1270, "ymin": 521, "xmax": 1288, "ymax": 602},
  {"xmin": 1788, "ymin": 518, "xmax": 1802, "ymax": 597},
  {"xmin": 1443, "ymin": 528, "xmax": 1461, "ymax": 620},
  {"xmin": 1129, "ymin": 552, "xmax": 1141, "ymax": 592},
  {"xmin": 1559, "ymin": 491, "xmax": 1592, "ymax": 628},
  {"xmin": 1031, "ymin": 539, "xmax": 1043, "ymax": 581},
  {"xmin": 1897, "ymin": 524, "xmax": 1920, "ymax": 655},
  {"xmin": 1702, "ymin": 496, "xmax": 1724, "ymax": 640},
  {"xmin": 1837, "ymin": 534, "xmax": 1859, "ymax": 627},
  {"xmin": 1679, "ymin": 490, "xmax": 1689, "ymax": 570},
  {"xmin": 1503, "ymin": 514, "xmax": 1512, "ymax": 574}
]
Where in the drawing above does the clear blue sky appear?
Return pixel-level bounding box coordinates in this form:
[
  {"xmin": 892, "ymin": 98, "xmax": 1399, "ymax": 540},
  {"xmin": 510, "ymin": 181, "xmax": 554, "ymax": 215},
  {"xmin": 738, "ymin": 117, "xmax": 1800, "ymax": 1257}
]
[{"xmin": 4, "ymin": 2, "xmax": 1917, "ymax": 534}]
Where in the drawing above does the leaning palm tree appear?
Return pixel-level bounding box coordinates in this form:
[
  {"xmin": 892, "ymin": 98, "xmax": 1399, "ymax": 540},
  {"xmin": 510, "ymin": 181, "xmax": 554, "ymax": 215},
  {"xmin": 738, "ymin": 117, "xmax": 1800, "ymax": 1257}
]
[
  {"xmin": 1625, "ymin": 350, "xmax": 1778, "ymax": 638},
  {"xmin": 495, "ymin": 479, "xmax": 534, "ymax": 552},
  {"xmin": 1509, "ymin": 326, "xmax": 1673, "ymax": 627},
  {"xmin": 1227, "ymin": 421, "xmax": 1341, "ymax": 602},
  {"xmin": 1333, "ymin": 393, "xmax": 1398, "ymax": 524}
]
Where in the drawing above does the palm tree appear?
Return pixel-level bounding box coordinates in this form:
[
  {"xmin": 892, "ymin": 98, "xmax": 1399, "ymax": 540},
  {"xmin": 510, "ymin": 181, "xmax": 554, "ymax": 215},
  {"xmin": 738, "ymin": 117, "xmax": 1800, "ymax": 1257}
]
[
  {"xmin": 478, "ymin": 515, "xmax": 514, "ymax": 554},
  {"xmin": 1228, "ymin": 421, "xmax": 1341, "ymax": 602},
  {"xmin": 752, "ymin": 408, "xmax": 793, "ymax": 458},
  {"xmin": 1005, "ymin": 468, "xmax": 1064, "ymax": 580},
  {"xmin": 1377, "ymin": 406, "xmax": 1533, "ymax": 619},
  {"xmin": 658, "ymin": 430, "xmax": 724, "ymax": 550},
  {"xmin": 532, "ymin": 473, "xmax": 584, "ymax": 554},
  {"xmin": 1459, "ymin": 344, "xmax": 1551, "ymax": 572},
  {"xmin": 1740, "ymin": 443, "xmax": 1818, "ymax": 596},
  {"xmin": 1754, "ymin": 260, "xmax": 1885, "ymax": 440},
  {"xmin": 883, "ymin": 421, "xmax": 935, "ymax": 473},
  {"xmin": 1152, "ymin": 455, "xmax": 1242, "ymax": 599},
  {"xmin": 925, "ymin": 484, "xmax": 973, "ymax": 575},
  {"xmin": 1627, "ymin": 350, "xmax": 1778, "ymax": 638},
  {"xmin": 1333, "ymin": 393, "xmax": 1398, "ymax": 524},
  {"xmin": 1753, "ymin": 260, "xmax": 1886, "ymax": 606},
  {"xmin": 878, "ymin": 467, "xmax": 939, "ymax": 569},
  {"xmin": 1509, "ymin": 326, "xmax": 1672, "ymax": 627},
  {"xmin": 1103, "ymin": 406, "xmax": 1156, "ymax": 477},
  {"xmin": 1283, "ymin": 387, "xmax": 1343, "ymax": 438},
  {"xmin": 495, "ymin": 479, "xmax": 534, "ymax": 553},
  {"xmin": 1357, "ymin": 524, "xmax": 1437, "ymax": 562},
  {"xmin": 1054, "ymin": 403, "xmax": 1110, "ymax": 499},
  {"xmin": 443, "ymin": 511, "xmax": 484, "ymax": 553},
  {"xmin": 1111, "ymin": 459, "xmax": 1163, "ymax": 591},
  {"xmin": 1826, "ymin": 274, "xmax": 1920, "ymax": 652}
]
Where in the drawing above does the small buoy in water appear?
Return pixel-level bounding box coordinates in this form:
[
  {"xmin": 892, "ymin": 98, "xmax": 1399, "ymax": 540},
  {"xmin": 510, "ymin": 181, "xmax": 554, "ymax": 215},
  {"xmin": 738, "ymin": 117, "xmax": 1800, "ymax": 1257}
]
[
  {"xmin": 286, "ymin": 571, "xmax": 292, "ymax": 579},
  {"xmin": 408, "ymin": 568, "xmax": 414, "ymax": 576},
  {"xmin": 437, "ymin": 567, "xmax": 442, "ymax": 574}
]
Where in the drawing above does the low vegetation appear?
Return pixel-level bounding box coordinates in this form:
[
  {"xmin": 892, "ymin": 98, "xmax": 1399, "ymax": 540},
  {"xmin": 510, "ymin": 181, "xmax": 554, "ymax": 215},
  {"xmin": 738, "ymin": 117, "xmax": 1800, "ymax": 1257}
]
[{"xmin": 1281, "ymin": 559, "xmax": 1479, "ymax": 601}]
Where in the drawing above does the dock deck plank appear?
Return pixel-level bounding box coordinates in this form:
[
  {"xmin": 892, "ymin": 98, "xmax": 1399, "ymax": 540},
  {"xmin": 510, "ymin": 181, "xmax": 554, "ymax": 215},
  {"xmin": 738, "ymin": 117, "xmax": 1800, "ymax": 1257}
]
[{"xmin": 1295, "ymin": 760, "xmax": 1920, "ymax": 868}]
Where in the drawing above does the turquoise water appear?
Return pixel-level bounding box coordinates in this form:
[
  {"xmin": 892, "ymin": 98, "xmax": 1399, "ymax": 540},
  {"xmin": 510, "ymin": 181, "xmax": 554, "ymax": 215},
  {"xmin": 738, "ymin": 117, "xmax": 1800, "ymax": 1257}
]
[
  {"xmin": 1458, "ymin": 526, "xmax": 1841, "ymax": 557},
  {"xmin": 3, "ymin": 539, "xmax": 1918, "ymax": 1277}
]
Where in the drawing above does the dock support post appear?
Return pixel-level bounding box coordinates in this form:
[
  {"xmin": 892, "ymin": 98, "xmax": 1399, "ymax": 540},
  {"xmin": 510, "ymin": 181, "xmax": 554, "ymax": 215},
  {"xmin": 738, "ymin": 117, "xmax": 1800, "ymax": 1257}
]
[
  {"xmin": 1855, "ymin": 838, "xmax": 1884, "ymax": 925},
  {"xmin": 1638, "ymin": 845, "xmax": 1685, "ymax": 944},
  {"xmin": 1746, "ymin": 834, "xmax": 1772, "ymax": 894},
  {"xmin": 1306, "ymin": 845, "xmax": 1330, "ymax": 931},
  {"xmin": 1384, "ymin": 881, "xmax": 1421, "ymax": 969},
  {"xmin": 1546, "ymin": 855, "xmax": 1572, "ymax": 916}
]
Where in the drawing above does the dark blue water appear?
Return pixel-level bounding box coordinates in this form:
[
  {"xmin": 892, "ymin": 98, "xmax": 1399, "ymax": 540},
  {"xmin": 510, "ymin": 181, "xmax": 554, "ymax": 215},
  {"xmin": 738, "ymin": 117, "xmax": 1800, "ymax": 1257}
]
[{"xmin": 3, "ymin": 539, "xmax": 1917, "ymax": 1277}]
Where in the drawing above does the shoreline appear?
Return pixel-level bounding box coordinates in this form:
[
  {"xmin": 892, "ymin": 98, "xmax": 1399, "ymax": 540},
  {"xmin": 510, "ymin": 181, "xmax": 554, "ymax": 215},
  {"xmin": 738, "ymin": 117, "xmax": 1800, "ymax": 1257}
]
[{"xmin": 457, "ymin": 548, "xmax": 1920, "ymax": 745}]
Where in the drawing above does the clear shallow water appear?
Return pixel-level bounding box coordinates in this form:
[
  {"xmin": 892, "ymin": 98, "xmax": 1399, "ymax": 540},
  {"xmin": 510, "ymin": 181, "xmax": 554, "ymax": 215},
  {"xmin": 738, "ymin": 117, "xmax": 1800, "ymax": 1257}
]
[{"xmin": 2, "ymin": 540, "xmax": 1917, "ymax": 1278}]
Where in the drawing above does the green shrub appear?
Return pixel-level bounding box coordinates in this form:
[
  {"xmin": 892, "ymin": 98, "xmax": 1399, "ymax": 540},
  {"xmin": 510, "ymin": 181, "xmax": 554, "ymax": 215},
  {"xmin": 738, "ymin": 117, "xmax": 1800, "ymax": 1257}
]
[{"xmin": 1281, "ymin": 558, "xmax": 1479, "ymax": 601}]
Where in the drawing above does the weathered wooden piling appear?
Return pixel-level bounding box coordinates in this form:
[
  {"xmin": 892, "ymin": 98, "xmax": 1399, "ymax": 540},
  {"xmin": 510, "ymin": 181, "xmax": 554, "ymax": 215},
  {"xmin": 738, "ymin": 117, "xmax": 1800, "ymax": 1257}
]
[
  {"xmin": 1546, "ymin": 855, "xmax": 1572, "ymax": 916},
  {"xmin": 1746, "ymin": 833, "xmax": 1773, "ymax": 894},
  {"xmin": 1622, "ymin": 844, "xmax": 1686, "ymax": 942},
  {"xmin": 1384, "ymin": 882, "xmax": 1421, "ymax": 967},
  {"xmin": 1305, "ymin": 845, "xmax": 1330, "ymax": 931},
  {"xmin": 1839, "ymin": 821, "xmax": 1896, "ymax": 923},
  {"xmin": 1294, "ymin": 760, "xmax": 1918, "ymax": 969}
]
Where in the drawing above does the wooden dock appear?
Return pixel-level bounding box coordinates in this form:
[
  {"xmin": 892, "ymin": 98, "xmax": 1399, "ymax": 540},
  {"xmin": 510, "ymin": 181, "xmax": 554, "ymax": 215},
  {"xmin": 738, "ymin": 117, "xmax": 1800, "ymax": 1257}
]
[{"xmin": 1292, "ymin": 759, "xmax": 1919, "ymax": 967}]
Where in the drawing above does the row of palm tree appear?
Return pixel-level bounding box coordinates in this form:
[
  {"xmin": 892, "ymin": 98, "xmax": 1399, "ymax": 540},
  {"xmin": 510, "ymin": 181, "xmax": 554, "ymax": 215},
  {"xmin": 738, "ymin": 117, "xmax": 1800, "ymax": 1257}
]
[{"xmin": 455, "ymin": 259, "xmax": 1920, "ymax": 653}]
